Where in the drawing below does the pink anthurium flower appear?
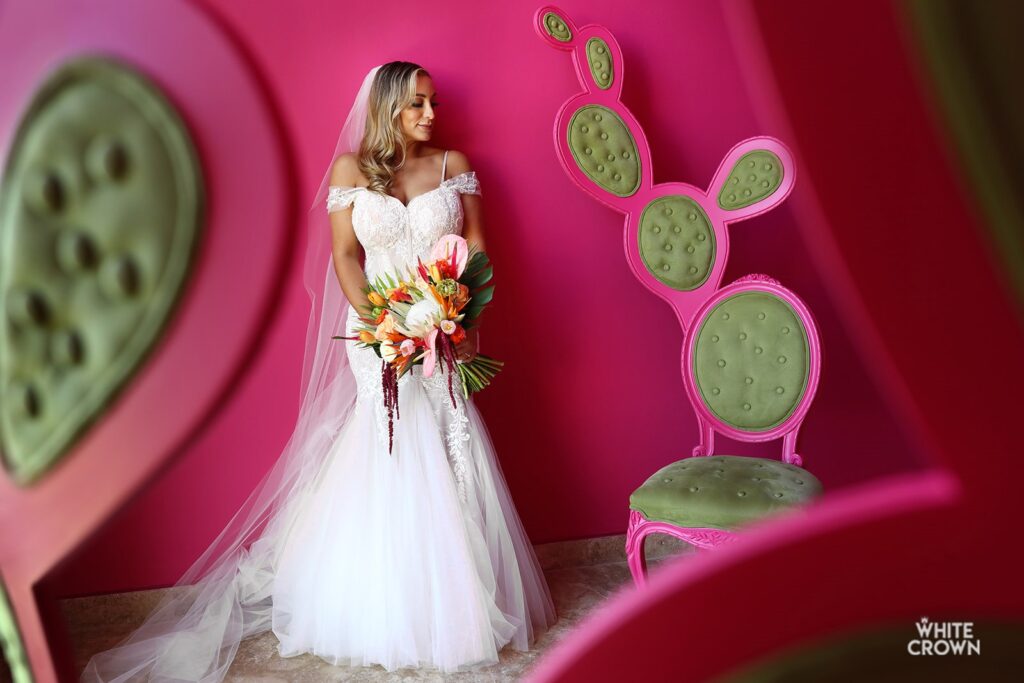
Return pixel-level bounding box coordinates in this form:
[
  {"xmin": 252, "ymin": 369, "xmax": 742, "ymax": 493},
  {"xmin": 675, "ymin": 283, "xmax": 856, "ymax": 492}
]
[
  {"xmin": 422, "ymin": 327, "xmax": 440, "ymax": 377},
  {"xmin": 430, "ymin": 235, "xmax": 469, "ymax": 278}
]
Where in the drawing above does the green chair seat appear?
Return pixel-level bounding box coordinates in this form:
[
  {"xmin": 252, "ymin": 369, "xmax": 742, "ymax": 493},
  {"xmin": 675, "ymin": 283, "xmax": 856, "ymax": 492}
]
[{"xmin": 629, "ymin": 455, "xmax": 822, "ymax": 530}]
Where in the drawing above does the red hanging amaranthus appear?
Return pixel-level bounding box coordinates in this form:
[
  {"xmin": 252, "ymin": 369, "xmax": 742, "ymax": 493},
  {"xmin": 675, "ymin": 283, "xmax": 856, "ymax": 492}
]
[
  {"xmin": 435, "ymin": 329, "xmax": 459, "ymax": 409},
  {"xmin": 381, "ymin": 359, "xmax": 400, "ymax": 454}
]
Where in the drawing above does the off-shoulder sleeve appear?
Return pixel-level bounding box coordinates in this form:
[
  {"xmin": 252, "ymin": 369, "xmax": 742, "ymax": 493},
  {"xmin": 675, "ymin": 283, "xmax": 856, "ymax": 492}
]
[
  {"xmin": 326, "ymin": 186, "xmax": 364, "ymax": 213},
  {"xmin": 441, "ymin": 171, "xmax": 481, "ymax": 196}
]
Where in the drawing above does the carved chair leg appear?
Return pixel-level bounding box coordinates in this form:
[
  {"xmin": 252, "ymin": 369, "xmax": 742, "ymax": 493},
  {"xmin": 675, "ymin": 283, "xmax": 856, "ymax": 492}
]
[{"xmin": 626, "ymin": 509, "xmax": 650, "ymax": 588}]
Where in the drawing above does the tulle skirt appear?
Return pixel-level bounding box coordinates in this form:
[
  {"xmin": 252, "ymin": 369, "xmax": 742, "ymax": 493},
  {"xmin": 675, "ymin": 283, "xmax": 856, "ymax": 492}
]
[
  {"xmin": 79, "ymin": 313, "xmax": 556, "ymax": 681},
  {"xmin": 267, "ymin": 358, "xmax": 557, "ymax": 673}
]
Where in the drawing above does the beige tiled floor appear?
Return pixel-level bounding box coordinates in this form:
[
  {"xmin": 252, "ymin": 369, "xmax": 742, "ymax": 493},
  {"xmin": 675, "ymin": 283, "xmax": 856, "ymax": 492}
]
[{"xmin": 64, "ymin": 534, "xmax": 693, "ymax": 681}]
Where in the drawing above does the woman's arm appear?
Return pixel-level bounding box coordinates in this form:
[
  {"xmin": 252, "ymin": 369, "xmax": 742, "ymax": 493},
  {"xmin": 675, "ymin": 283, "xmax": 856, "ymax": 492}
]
[
  {"xmin": 445, "ymin": 150, "xmax": 485, "ymax": 254},
  {"xmin": 444, "ymin": 150, "xmax": 483, "ymax": 361},
  {"xmin": 328, "ymin": 153, "xmax": 371, "ymax": 315}
]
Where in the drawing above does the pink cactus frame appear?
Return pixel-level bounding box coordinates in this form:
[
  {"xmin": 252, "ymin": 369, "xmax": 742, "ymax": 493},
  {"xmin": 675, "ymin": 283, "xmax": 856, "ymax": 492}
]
[
  {"xmin": 533, "ymin": 6, "xmax": 797, "ymax": 331},
  {"xmin": 535, "ymin": 7, "xmax": 814, "ymax": 588}
]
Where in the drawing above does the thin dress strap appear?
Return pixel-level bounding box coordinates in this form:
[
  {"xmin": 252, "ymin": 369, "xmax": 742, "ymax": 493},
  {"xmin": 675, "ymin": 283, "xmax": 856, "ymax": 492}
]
[{"xmin": 441, "ymin": 150, "xmax": 449, "ymax": 182}]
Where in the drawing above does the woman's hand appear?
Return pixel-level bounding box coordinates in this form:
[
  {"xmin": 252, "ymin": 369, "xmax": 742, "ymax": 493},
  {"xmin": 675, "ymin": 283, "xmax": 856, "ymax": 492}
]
[{"xmin": 454, "ymin": 326, "xmax": 479, "ymax": 363}]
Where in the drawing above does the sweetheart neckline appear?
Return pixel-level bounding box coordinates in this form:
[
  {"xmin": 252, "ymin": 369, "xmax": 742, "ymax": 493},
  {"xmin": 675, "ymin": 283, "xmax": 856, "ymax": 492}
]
[{"xmin": 347, "ymin": 171, "xmax": 473, "ymax": 210}]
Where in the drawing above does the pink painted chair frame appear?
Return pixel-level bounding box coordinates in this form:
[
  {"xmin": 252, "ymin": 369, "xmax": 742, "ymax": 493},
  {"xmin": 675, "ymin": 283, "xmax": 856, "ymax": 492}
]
[{"xmin": 626, "ymin": 274, "xmax": 822, "ymax": 587}]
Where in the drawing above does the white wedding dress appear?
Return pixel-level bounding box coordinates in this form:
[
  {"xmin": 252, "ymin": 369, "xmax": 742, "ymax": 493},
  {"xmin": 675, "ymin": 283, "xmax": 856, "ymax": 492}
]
[{"xmin": 263, "ymin": 151, "xmax": 557, "ymax": 673}]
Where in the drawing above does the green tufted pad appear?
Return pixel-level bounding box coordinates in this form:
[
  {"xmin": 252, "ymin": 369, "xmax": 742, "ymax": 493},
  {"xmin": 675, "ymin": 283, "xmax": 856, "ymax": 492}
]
[
  {"xmin": 718, "ymin": 150, "xmax": 783, "ymax": 210},
  {"xmin": 567, "ymin": 104, "xmax": 640, "ymax": 197},
  {"xmin": 0, "ymin": 56, "xmax": 204, "ymax": 485},
  {"xmin": 638, "ymin": 195, "xmax": 716, "ymax": 290},
  {"xmin": 542, "ymin": 11, "xmax": 572, "ymax": 42},
  {"xmin": 629, "ymin": 455, "xmax": 821, "ymax": 530},
  {"xmin": 586, "ymin": 38, "xmax": 614, "ymax": 89},
  {"xmin": 694, "ymin": 291, "xmax": 809, "ymax": 431}
]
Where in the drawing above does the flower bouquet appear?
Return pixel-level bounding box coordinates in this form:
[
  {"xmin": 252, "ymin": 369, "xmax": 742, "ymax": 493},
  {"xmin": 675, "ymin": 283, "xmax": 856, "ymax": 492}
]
[{"xmin": 333, "ymin": 235, "xmax": 503, "ymax": 451}]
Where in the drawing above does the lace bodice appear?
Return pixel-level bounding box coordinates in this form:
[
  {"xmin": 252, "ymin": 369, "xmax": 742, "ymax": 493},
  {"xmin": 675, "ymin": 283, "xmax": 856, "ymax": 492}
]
[
  {"xmin": 327, "ymin": 170, "xmax": 480, "ymax": 281},
  {"xmin": 327, "ymin": 160, "xmax": 480, "ymax": 502}
]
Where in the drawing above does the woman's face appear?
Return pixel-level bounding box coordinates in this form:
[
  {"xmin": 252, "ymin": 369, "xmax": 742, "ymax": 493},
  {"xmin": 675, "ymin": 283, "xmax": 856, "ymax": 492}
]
[{"xmin": 399, "ymin": 72, "xmax": 437, "ymax": 145}]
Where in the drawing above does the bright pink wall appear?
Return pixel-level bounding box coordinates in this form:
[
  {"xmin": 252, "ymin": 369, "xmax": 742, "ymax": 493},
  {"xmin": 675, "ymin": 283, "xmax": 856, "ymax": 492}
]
[{"xmin": 50, "ymin": 0, "xmax": 924, "ymax": 597}]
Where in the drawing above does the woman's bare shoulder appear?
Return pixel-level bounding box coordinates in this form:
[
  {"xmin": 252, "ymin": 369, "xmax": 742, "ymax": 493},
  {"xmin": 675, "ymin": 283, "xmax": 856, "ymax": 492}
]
[
  {"xmin": 444, "ymin": 149, "xmax": 473, "ymax": 177},
  {"xmin": 329, "ymin": 152, "xmax": 364, "ymax": 187}
]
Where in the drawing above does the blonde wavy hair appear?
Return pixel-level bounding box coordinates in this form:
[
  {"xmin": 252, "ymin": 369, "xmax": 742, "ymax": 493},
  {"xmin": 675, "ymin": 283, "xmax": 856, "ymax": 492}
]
[{"xmin": 358, "ymin": 61, "xmax": 431, "ymax": 194}]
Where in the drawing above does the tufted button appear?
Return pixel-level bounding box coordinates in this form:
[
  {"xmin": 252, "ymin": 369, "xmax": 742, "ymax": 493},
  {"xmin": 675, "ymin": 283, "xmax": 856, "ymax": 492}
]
[
  {"xmin": 686, "ymin": 245, "xmax": 695, "ymax": 253},
  {"xmin": 663, "ymin": 477, "xmax": 673, "ymax": 483},
  {"xmin": 745, "ymin": 377, "xmax": 753, "ymax": 384},
  {"xmin": 717, "ymin": 359, "xmax": 726, "ymax": 367},
  {"xmin": 597, "ymin": 164, "xmax": 605, "ymax": 172},
  {"xmin": 776, "ymin": 386, "xmax": 785, "ymax": 394},
  {"xmin": 24, "ymin": 169, "xmax": 66, "ymax": 213},
  {"xmin": 711, "ymin": 387, "xmax": 720, "ymax": 395},
  {"xmin": 99, "ymin": 254, "xmax": 141, "ymax": 297},
  {"xmin": 689, "ymin": 486, "xmax": 699, "ymax": 492},
  {"xmin": 778, "ymin": 356, "xmax": 787, "ymax": 363},
  {"xmin": 653, "ymin": 225, "xmax": 661, "ymax": 233},
  {"xmin": 737, "ymin": 491, "xmax": 747, "ymax": 497},
  {"xmin": 7, "ymin": 288, "xmax": 51, "ymax": 327},
  {"xmin": 585, "ymin": 147, "xmax": 592, "ymax": 155},
  {"xmin": 8, "ymin": 381, "xmax": 41, "ymax": 419},
  {"xmin": 663, "ymin": 207, "xmax": 673, "ymax": 216},
  {"xmin": 662, "ymin": 264, "xmax": 670, "ymax": 271},
  {"xmin": 754, "ymin": 346, "xmax": 763, "ymax": 354},
  {"xmin": 743, "ymin": 403, "xmax": 751, "ymax": 410},
  {"xmin": 697, "ymin": 233, "xmax": 706, "ymax": 241},
  {"xmin": 722, "ymin": 312, "xmax": 730, "ymax": 320},
  {"xmin": 774, "ymin": 492, "xmax": 784, "ymax": 498},
  {"xmin": 86, "ymin": 135, "xmax": 129, "ymax": 183},
  {"xmin": 673, "ymin": 225, "xmax": 682, "ymax": 233},
  {"xmin": 757, "ymin": 312, "xmax": 766, "ymax": 319},
  {"xmin": 51, "ymin": 329, "xmax": 85, "ymax": 366},
  {"xmin": 581, "ymin": 125, "xmax": 589, "ymax": 133},
  {"xmin": 711, "ymin": 334, "xmax": 719, "ymax": 342},
  {"xmin": 781, "ymin": 326, "xmax": 790, "ymax": 334},
  {"xmin": 664, "ymin": 243, "xmax": 672, "ymax": 251},
  {"xmin": 56, "ymin": 231, "xmax": 99, "ymax": 272},
  {"xmin": 739, "ymin": 332, "xmax": 747, "ymax": 340}
]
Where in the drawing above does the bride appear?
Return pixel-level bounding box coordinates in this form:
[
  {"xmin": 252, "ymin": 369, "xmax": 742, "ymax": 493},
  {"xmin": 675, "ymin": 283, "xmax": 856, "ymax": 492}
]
[{"xmin": 80, "ymin": 61, "xmax": 557, "ymax": 681}]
